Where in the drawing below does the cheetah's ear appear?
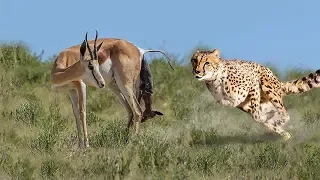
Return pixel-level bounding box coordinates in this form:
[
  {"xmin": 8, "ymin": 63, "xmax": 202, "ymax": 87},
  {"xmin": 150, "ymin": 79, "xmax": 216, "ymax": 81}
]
[{"xmin": 211, "ymin": 49, "xmax": 221, "ymax": 59}]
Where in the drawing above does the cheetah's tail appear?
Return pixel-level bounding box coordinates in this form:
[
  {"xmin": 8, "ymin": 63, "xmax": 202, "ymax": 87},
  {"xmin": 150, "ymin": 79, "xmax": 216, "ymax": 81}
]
[{"xmin": 282, "ymin": 69, "xmax": 320, "ymax": 95}]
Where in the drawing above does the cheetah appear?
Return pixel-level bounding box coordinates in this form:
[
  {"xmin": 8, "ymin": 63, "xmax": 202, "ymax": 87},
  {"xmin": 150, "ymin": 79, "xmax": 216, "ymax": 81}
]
[{"xmin": 191, "ymin": 48, "xmax": 320, "ymax": 140}]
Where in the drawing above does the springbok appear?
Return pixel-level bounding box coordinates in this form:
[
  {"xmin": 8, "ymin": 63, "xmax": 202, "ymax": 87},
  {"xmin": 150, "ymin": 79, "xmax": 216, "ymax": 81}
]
[{"xmin": 51, "ymin": 31, "xmax": 173, "ymax": 148}]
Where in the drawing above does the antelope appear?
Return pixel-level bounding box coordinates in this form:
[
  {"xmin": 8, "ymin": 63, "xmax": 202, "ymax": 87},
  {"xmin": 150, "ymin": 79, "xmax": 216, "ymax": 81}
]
[{"xmin": 51, "ymin": 31, "xmax": 173, "ymax": 148}]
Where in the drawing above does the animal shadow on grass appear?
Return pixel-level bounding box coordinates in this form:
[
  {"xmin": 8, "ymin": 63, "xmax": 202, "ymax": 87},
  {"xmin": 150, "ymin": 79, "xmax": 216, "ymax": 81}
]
[
  {"xmin": 215, "ymin": 133, "xmax": 281, "ymax": 145},
  {"xmin": 190, "ymin": 129, "xmax": 281, "ymax": 146}
]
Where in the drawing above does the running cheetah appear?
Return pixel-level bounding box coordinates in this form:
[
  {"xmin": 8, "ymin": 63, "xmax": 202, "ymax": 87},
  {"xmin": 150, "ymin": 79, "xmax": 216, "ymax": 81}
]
[{"xmin": 191, "ymin": 48, "xmax": 320, "ymax": 140}]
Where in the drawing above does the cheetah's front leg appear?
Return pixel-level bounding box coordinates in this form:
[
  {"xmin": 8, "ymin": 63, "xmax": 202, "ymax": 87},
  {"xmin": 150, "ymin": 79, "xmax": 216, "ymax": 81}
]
[{"xmin": 238, "ymin": 86, "xmax": 263, "ymax": 123}]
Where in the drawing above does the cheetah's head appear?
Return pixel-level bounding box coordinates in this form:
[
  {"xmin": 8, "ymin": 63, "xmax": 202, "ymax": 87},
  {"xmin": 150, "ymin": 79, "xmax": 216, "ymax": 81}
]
[{"xmin": 190, "ymin": 48, "xmax": 221, "ymax": 81}]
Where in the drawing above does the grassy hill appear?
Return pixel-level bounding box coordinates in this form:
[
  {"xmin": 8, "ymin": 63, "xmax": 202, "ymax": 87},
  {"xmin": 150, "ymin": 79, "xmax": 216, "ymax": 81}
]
[{"xmin": 0, "ymin": 42, "xmax": 320, "ymax": 180}]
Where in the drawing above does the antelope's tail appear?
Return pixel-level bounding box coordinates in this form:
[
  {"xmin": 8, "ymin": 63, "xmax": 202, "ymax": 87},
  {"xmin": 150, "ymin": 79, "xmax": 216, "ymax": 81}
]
[{"xmin": 140, "ymin": 49, "xmax": 175, "ymax": 70}]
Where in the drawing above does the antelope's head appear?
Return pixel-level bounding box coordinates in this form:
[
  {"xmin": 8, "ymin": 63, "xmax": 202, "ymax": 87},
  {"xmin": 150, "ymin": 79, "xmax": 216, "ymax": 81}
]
[{"xmin": 79, "ymin": 31, "xmax": 105, "ymax": 88}]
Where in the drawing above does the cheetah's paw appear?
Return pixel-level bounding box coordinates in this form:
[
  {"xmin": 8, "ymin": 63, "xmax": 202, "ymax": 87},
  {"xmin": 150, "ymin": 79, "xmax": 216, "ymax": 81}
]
[{"xmin": 281, "ymin": 132, "xmax": 291, "ymax": 141}]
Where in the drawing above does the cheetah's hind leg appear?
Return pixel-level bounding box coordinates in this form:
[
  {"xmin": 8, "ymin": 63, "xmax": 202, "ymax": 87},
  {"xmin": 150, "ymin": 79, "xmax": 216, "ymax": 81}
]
[{"xmin": 259, "ymin": 101, "xmax": 291, "ymax": 141}]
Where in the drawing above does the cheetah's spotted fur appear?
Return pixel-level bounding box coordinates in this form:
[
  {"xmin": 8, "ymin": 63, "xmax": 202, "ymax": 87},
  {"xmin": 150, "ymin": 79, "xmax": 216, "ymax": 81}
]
[{"xmin": 191, "ymin": 49, "xmax": 320, "ymax": 140}]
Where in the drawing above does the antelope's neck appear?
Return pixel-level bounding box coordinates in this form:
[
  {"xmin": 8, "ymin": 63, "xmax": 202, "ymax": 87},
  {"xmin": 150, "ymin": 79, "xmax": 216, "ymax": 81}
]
[{"xmin": 51, "ymin": 60, "xmax": 86, "ymax": 85}]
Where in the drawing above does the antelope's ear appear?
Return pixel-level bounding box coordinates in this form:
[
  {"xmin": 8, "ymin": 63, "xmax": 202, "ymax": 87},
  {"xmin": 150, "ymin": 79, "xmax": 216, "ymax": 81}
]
[
  {"xmin": 96, "ymin": 41, "xmax": 103, "ymax": 52},
  {"xmin": 80, "ymin": 40, "xmax": 87, "ymax": 61}
]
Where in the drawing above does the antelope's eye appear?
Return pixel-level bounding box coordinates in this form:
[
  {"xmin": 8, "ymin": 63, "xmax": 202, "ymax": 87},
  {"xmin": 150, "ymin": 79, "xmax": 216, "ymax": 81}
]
[{"xmin": 88, "ymin": 64, "xmax": 93, "ymax": 70}]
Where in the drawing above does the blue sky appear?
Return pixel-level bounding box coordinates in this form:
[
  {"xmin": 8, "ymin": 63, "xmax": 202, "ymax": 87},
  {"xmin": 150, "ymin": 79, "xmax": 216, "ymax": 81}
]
[{"xmin": 1, "ymin": 0, "xmax": 320, "ymax": 70}]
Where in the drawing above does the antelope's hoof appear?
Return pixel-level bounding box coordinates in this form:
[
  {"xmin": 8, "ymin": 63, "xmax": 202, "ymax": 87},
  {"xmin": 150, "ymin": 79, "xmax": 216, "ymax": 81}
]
[{"xmin": 142, "ymin": 110, "xmax": 164, "ymax": 122}]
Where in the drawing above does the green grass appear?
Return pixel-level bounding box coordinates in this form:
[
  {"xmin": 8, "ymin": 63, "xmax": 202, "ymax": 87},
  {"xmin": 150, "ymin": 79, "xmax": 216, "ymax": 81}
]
[{"xmin": 0, "ymin": 43, "xmax": 320, "ymax": 179}]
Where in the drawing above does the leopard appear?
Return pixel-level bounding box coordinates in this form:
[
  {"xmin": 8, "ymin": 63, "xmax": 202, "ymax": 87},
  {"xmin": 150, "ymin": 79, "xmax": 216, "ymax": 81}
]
[{"xmin": 191, "ymin": 48, "xmax": 320, "ymax": 140}]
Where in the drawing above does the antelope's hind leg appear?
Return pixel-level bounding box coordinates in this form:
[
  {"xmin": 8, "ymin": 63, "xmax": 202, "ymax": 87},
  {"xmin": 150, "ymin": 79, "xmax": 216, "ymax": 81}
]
[
  {"xmin": 113, "ymin": 72, "xmax": 142, "ymax": 134},
  {"xmin": 107, "ymin": 80, "xmax": 134, "ymax": 130}
]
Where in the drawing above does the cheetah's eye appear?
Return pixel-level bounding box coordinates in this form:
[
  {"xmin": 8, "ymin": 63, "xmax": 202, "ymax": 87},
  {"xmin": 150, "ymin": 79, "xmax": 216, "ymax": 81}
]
[{"xmin": 204, "ymin": 62, "xmax": 210, "ymax": 65}]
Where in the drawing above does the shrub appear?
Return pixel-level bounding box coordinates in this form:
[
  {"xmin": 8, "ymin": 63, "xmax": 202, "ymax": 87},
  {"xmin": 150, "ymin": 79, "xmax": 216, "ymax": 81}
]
[
  {"xmin": 12, "ymin": 99, "xmax": 44, "ymax": 125},
  {"xmin": 31, "ymin": 99, "xmax": 68, "ymax": 153}
]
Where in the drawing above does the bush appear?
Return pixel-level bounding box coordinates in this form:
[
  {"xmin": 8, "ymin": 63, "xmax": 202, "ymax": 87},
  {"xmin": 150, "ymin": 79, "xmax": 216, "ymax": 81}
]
[
  {"xmin": 31, "ymin": 99, "xmax": 68, "ymax": 153},
  {"xmin": 90, "ymin": 119, "xmax": 129, "ymax": 148},
  {"xmin": 12, "ymin": 98, "xmax": 44, "ymax": 125}
]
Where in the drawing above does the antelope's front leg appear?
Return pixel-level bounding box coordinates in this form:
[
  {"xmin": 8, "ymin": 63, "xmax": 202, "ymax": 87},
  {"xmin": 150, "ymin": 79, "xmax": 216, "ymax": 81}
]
[
  {"xmin": 68, "ymin": 88, "xmax": 83, "ymax": 148},
  {"xmin": 75, "ymin": 81, "xmax": 89, "ymax": 148}
]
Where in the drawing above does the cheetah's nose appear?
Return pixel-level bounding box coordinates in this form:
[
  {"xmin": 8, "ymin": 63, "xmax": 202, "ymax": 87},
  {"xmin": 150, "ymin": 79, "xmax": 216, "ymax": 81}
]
[{"xmin": 195, "ymin": 70, "xmax": 200, "ymax": 74}]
